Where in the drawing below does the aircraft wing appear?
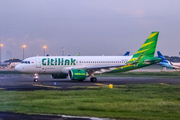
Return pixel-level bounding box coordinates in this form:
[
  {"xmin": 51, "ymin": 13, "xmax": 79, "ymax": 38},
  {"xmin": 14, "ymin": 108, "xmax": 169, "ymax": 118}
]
[
  {"xmin": 83, "ymin": 64, "xmax": 126, "ymax": 75},
  {"xmin": 86, "ymin": 65, "xmax": 124, "ymax": 70},
  {"xmin": 61, "ymin": 64, "xmax": 125, "ymax": 74}
]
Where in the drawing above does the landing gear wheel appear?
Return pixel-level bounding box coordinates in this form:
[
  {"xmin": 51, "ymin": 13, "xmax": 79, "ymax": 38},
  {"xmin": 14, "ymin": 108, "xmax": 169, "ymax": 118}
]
[
  {"xmin": 34, "ymin": 79, "xmax": 38, "ymax": 82},
  {"xmin": 90, "ymin": 77, "xmax": 97, "ymax": 82},
  {"xmin": 34, "ymin": 73, "xmax": 39, "ymax": 82}
]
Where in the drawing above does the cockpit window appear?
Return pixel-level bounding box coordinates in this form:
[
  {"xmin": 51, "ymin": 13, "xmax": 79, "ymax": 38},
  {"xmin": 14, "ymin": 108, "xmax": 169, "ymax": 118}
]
[{"xmin": 21, "ymin": 61, "xmax": 30, "ymax": 64}]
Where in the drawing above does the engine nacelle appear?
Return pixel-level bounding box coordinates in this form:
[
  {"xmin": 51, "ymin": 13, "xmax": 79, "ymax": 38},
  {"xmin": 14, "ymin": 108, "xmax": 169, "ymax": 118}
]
[
  {"xmin": 69, "ymin": 69, "xmax": 86, "ymax": 81},
  {"xmin": 51, "ymin": 73, "xmax": 68, "ymax": 79}
]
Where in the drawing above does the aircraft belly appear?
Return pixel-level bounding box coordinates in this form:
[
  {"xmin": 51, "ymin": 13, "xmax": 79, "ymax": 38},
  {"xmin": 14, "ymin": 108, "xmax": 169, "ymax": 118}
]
[{"xmin": 172, "ymin": 66, "xmax": 180, "ymax": 69}]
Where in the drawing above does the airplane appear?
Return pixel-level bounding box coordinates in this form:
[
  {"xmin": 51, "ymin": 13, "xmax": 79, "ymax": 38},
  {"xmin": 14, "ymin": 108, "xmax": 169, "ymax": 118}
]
[
  {"xmin": 15, "ymin": 31, "xmax": 162, "ymax": 82},
  {"xmin": 157, "ymin": 51, "xmax": 180, "ymax": 69},
  {"xmin": 124, "ymin": 51, "xmax": 130, "ymax": 56}
]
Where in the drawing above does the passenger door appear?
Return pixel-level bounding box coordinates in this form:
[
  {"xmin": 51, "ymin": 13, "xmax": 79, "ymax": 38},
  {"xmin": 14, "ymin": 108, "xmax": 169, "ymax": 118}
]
[{"xmin": 36, "ymin": 58, "xmax": 41, "ymax": 68}]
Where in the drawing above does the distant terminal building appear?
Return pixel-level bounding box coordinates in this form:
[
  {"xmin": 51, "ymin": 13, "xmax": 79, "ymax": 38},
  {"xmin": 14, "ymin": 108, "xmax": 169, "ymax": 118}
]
[{"xmin": 0, "ymin": 58, "xmax": 22, "ymax": 69}]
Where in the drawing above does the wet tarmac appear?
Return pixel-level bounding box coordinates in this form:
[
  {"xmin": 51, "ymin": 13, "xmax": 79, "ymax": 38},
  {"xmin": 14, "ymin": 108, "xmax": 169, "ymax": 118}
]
[
  {"xmin": 0, "ymin": 74, "xmax": 180, "ymax": 120},
  {"xmin": 0, "ymin": 74, "xmax": 180, "ymax": 91},
  {"xmin": 0, "ymin": 112, "xmax": 94, "ymax": 120}
]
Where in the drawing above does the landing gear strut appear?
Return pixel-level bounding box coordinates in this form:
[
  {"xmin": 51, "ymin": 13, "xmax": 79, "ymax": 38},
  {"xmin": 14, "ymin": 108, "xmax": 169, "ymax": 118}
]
[
  {"xmin": 90, "ymin": 77, "xmax": 97, "ymax": 82},
  {"xmin": 34, "ymin": 73, "xmax": 38, "ymax": 82},
  {"xmin": 89, "ymin": 72, "xmax": 97, "ymax": 82}
]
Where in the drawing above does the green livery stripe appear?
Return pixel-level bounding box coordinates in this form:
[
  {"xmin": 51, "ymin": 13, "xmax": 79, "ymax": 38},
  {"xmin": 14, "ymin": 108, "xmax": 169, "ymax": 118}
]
[
  {"xmin": 141, "ymin": 41, "xmax": 154, "ymax": 48},
  {"xmin": 129, "ymin": 32, "xmax": 159, "ymax": 62},
  {"xmin": 136, "ymin": 49, "xmax": 148, "ymax": 54},
  {"xmin": 147, "ymin": 32, "xmax": 158, "ymax": 39}
]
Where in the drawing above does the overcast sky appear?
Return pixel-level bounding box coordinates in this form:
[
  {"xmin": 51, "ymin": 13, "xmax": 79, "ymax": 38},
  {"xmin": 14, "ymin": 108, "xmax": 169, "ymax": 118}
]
[{"xmin": 0, "ymin": 0, "xmax": 180, "ymax": 61}]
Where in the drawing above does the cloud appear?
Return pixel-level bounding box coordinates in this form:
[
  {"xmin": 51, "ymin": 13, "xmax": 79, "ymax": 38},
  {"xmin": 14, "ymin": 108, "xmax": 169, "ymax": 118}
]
[
  {"xmin": 6, "ymin": 38, "xmax": 17, "ymax": 46},
  {"xmin": 27, "ymin": 38, "xmax": 48, "ymax": 50},
  {"xmin": 23, "ymin": 34, "xmax": 29, "ymax": 40},
  {"xmin": 86, "ymin": 0, "xmax": 146, "ymax": 17}
]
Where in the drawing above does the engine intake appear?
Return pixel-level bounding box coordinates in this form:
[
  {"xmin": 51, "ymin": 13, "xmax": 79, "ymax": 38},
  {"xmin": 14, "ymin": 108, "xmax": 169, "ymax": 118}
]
[{"xmin": 69, "ymin": 69, "xmax": 86, "ymax": 81}]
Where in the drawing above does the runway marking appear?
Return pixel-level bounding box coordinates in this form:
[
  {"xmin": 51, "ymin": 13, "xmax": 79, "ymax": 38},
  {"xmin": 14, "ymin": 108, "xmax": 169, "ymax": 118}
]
[
  {"xmin": 95, "ymin": 83, "xmax": 108, "ymax": 86},
  {"xmin": 33, "ymin": 84, "xmax": 61, "ymax": 89}
]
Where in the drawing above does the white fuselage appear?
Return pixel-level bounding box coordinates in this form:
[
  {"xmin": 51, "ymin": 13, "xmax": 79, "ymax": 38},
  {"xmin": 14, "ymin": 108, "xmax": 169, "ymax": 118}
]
[
  {"xmin": 15, "ymin": 56, "xmax": 132, "ymax": 74},
  {"xmin": 171, "ymin": 62, "xmax": 180, "ymax": 69},
  {"xmin": 160, "ymin": 60, "xmax": 180, "ymax": 69}
]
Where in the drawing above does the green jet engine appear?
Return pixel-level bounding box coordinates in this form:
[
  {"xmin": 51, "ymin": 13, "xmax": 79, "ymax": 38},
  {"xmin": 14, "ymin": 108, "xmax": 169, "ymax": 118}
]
[
  {"xmin": 51, "ymin": 73, "xmax": 68, "ymax": 79},
  {"xmin": 69, "ymin": 69, "xmax": 86, "ymax": 81}
]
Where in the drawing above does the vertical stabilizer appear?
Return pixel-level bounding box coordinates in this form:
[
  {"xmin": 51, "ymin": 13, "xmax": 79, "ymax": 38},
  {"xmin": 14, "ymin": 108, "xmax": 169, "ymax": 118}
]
[
  {"xmin": 111, "ymin": 31, "xmax": 161, "ymax": 73},
  {"xmin": 128, "ymin": 32, "xmax": 159, "ymax": 63},
  {"xmin": 157, "ymin": 51, "xmax": 168, "ymax": 63},
  {"xmin": 124, "ymin": 51, "xmax": 130, "ymax": 56}
]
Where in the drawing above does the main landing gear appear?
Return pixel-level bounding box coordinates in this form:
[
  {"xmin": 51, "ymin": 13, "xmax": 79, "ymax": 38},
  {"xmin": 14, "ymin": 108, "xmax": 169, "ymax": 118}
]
[
  {"xmin": 90, "ymin": 77, "xmax": 97, "ymax": 82},
  {"xmin": 89, "ymin": 72, "xmax": 97, "ymax": 82},
  {"xmin": 34, "ymin": 73, "xmax": 38, "ymax": 82}
]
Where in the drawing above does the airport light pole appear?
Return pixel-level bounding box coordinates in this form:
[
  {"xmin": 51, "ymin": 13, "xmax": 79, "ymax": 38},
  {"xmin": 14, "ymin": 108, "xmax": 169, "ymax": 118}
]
[
  {"xmin": 0, "ymin": 44, "xmax": 3, "ymax": 63},
  {"xmin": 43, "ymin": 46, "xmax": 46, "ymax": 56},
  {"xmin": 62, "ymin": 47, "xmax": 64, "ymax": 56},
  {"xmin": 23, "ymin": 45, "xmax": 26, "ymax": 60}
]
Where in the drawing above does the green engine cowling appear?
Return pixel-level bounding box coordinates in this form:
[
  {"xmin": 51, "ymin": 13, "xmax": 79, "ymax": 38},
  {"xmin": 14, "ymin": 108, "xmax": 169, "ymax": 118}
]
[
  {"xmin": 51, "ymin": 73, "xmax": 68, "ymax": 79},
  {"xmin": 69, "ymin": 69, "xmax": 86, "ymax": 81}
]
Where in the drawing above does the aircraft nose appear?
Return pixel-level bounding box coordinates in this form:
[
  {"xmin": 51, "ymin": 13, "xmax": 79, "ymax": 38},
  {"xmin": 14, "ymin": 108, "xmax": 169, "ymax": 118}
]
[{"xmin": 15, "ymin": 65, "xmax": 21, "ymax": 72}]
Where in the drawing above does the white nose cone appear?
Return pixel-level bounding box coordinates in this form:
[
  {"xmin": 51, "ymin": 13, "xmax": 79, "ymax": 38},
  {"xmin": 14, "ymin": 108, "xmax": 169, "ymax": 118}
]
[{"xmin": 15, "ymin": 65, "xmax": 21, "ymax": 72}]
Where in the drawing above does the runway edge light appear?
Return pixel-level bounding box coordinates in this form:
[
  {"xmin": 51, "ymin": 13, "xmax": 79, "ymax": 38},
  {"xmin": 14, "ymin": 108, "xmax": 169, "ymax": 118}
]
[{"xmin": 109, "ymin": 84, "xmax": 113, "ymax": 89}]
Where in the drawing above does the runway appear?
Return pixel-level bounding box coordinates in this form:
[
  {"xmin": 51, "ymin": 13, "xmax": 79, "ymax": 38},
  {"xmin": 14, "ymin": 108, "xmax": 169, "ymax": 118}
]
[{"xmin": 0, "ymin": 74, "xmax": 180, "ymax": 91}]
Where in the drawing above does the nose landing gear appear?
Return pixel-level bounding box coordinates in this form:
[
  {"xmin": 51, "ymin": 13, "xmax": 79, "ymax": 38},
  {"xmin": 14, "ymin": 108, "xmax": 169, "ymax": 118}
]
[{"xmin": 34, "ymin": 73, "xmax": 38, "ymax": 82}]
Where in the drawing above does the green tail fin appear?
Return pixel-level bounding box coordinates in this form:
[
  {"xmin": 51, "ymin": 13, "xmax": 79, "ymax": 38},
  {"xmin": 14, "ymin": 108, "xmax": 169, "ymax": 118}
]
[{"xmin": 129, "ymin": 31, "xmax": 159, "ymax": 62}]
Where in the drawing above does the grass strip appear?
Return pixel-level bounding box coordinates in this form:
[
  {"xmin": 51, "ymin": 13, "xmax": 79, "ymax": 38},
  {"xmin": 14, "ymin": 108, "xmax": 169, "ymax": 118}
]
[{"xmin": 1, "ymin": 84, "xmax": 180, "ymax": 119}]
